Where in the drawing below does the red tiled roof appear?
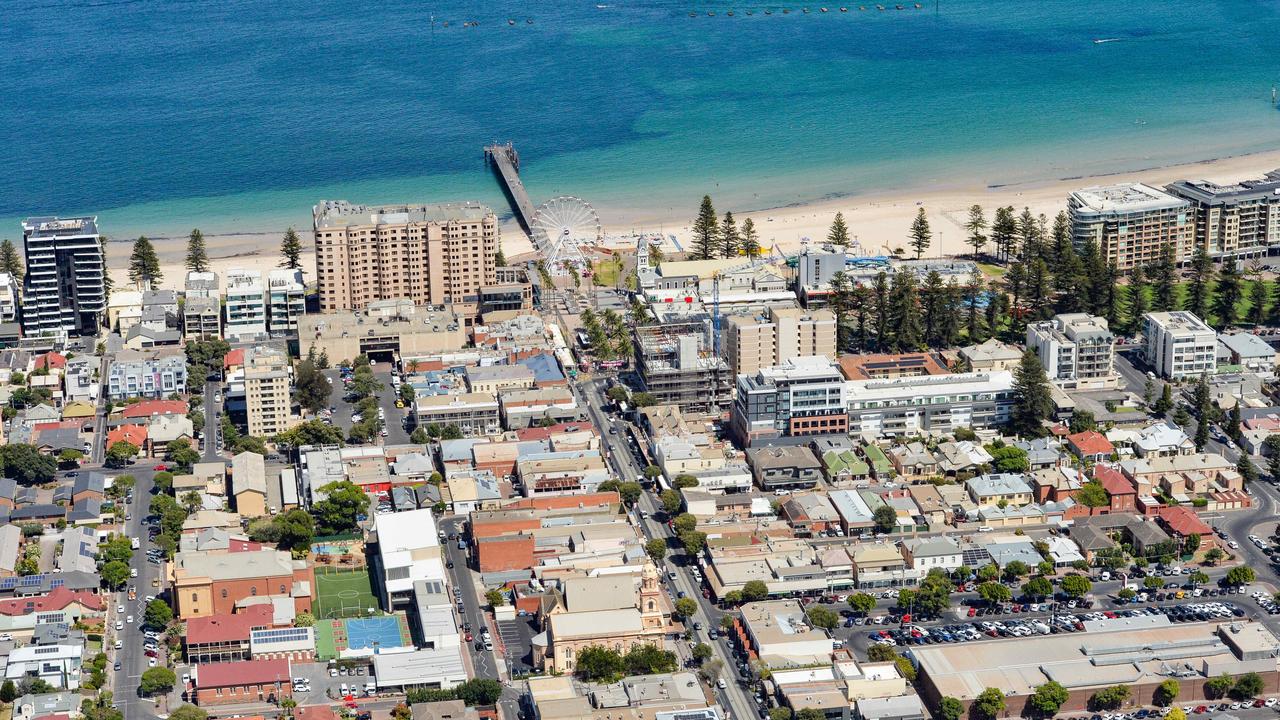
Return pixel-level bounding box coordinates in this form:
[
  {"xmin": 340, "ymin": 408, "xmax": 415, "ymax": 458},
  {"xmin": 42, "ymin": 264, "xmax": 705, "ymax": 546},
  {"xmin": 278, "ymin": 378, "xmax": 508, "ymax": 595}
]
[
  {"xmin": 34, "ymin": 352, "xmax": 67, "ymax": 370},
  {"xmin": 121, "ymin": 400, "xmax": 187, "ymax": 419},
  {"xmin": 229, "ymin": 538, "xmax": 266, "ymax": 553},
  {"xmin": 185, "ymin": 603, "xmax": 274, "ymax": 645},
  {"xmin": 294, "ymin": 707, "xmax": 341, "ymax": 720},
  {"xmin": 107, "ymin": 424, "xmax": 148, "ymax": 447},
  {"xmin": 1067, "ymin": 431, "xmax": 1115, "ymax": 457},
  {"xmin": 513, "ymin": 422, "xmax": 598, "ymax": 441},
  {"xmin": 33, "ymin": 714, "xmax": 71, "ymax": 720},
  {"xmin": 0, "ymin": 587, "xmax": 104, "ymax": 616},
  {"xmin": 224, "ymin": 349, "xmax": 246, "ymax": 369},
  {"xmin": 1094, "ymin": 465, "xmax": 1135, "ymax": 496},
  {"xmin": 1157, "ymin": 506, "xmax": 1213, "ymax": 537},
  {"xmin": 196, "ymin": 657, "xmax": 290, "ymax": 688}
]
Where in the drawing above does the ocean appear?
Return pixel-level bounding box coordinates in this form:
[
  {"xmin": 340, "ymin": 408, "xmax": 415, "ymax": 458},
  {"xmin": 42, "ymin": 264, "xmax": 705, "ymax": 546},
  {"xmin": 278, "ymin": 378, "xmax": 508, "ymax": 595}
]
[{"xmin": 2, "ymin": 0, "xmax": 1279, "ymax": 239}]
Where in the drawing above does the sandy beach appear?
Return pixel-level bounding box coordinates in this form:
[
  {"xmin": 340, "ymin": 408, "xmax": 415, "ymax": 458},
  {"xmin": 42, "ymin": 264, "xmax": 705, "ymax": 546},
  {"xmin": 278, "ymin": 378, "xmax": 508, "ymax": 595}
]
[{"xmin": 111, "ymin": 148, "xmax": 1280, "ymax": 291}]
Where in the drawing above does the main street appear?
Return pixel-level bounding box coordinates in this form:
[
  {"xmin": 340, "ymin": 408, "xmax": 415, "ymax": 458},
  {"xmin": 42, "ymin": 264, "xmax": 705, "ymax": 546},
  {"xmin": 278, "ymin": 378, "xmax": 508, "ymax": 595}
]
[{"xmin": 577, "ymin": 376, "xmax": 759, "ymax": 720}]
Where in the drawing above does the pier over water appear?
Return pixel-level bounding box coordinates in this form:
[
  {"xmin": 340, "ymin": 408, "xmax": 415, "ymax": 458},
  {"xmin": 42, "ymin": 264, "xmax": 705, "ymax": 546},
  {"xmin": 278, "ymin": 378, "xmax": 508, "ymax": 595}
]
[{"xmin": 484, "ymin": 143, "xmax": 534, "ymax": 235}]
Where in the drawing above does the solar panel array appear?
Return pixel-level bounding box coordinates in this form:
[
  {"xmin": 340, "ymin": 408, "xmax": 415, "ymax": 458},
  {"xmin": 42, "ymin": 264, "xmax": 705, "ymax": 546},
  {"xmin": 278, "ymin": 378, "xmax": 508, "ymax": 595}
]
[
  {"xmin": 0, "ymin": 575, "xmax": 66, "ymax": 591},
  {"xmin": 252, "ymin": 627, "xmax": 311, "ymax": 645}
]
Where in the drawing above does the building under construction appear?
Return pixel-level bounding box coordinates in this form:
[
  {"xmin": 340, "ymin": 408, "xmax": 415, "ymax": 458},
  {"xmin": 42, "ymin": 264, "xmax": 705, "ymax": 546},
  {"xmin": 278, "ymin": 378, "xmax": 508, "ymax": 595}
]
[{"xmin": 633, "ymin": 315, "xmax": 730, "ymax": 415}]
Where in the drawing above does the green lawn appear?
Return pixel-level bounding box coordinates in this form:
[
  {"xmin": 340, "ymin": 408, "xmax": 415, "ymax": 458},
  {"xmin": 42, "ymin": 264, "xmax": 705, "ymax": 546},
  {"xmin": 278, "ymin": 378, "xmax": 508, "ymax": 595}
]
[
  {"xmin": 978, "ymin": 263, "xmax": 1007, "ymax": 278},
  {"xmin": 592, "ymin": 257, "xmax": 626, "ymax": 288},
  {"xmin": 313, "ymin": 567, "xmax": 379, "ymax": 620}
]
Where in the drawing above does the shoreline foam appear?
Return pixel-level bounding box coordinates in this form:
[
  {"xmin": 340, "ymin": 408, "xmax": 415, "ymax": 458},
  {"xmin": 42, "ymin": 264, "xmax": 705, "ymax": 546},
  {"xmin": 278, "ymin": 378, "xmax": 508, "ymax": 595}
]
[{"xmin": 114, "ymin": 147, "xmax": 1280, "ymax": 292}]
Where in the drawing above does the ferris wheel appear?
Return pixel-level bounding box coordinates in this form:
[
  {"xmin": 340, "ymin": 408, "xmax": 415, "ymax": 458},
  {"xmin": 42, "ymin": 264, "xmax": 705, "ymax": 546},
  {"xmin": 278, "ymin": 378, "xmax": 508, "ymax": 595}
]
[{"xmin": 531, "ymin": 196, "xmax": 600, "ymax": 273}]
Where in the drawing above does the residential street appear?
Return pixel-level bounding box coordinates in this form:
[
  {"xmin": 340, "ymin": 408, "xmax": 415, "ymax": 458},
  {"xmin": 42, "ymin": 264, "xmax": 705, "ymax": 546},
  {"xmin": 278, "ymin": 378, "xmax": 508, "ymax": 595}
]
[{"xmin": 108, "ymin": 467, "xmax": 163, "ymax": 720}]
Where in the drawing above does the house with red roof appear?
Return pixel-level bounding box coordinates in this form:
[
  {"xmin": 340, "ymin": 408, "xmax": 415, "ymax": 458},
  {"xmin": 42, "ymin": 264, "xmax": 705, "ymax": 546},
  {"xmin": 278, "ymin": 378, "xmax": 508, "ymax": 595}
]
[
  {"xmin": 33, "ymin": 352, "xmax": 67, "ymax": 371},
  {"xmin": 1093, "ymin": 465, "xmax": 1137, "ymax": 514},
  {"xmin": 106, "ymin": 424, "xmax": 148, "ymax": 451},
  {"xmin": 0, "ymin": 587, "xmax": 104, "ymax": 617},
  {"xmin": 1066, "ymin": 431, "xmax": 1115, "ymax": 464},
  {"xmin": 224, "ymin": 348, "xmax": 246, "ymax": 373},
  {"xmin": 184, "ymin": 603, "xmax": 275, "ymax": 664},
  {"xmin": 120, "ymin": 399, "xmax": 187, "ymax": 420},
  {"xmin": 1156, "ymin": 506, "xmax": 1216, "ymax": 550},
  {"xmin": 194, "ymin": 657, "xmax": 292, "ymax": 706},
  {"xmin": 293, "ymin": 707, "xmax": 341, "ymax": 720}
]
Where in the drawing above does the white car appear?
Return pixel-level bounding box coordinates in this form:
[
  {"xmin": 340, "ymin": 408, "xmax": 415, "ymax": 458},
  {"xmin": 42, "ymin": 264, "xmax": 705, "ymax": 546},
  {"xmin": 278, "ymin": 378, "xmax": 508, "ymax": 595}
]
[
  {"xmin": 114, "ymin": 640, "xmax": 122, "ymax": 649},
  {"xmin": 182, "ymin": 673, "xmax": 191, "ymax": 684},
  {"xmin": 118, "ymin": 604, "xmax": 125, "ymax": 613},
  {"xmin": 148, "ymin": 658, "xmax": 157, "ymax": 667},
  {"xmin": 1265, "ymin": 698, "xmax": 1278, "ymax": 707},
  {"xmin": 115, "ymin": 620, "xmax": 124, "ymax": 630},
  {"xmin": 1228, "ymin": 540, "xmax": 1239, "ymax": 549},
  {"xmin": 126, "ymin": 615, "xmax": 134, "ymax": 624}
]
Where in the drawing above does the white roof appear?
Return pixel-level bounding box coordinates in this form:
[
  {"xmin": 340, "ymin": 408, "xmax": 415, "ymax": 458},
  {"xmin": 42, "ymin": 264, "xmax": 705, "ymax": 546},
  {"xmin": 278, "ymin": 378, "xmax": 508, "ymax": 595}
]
[
  {"xmin": 375, "ymin": 507, "xmax": 439, "ymax": 553},
  {"xmin": 846, "ymin": 371, "xmax": 1013, "ymax": 405},
  {"xmin": 371, "ymin": 647, "xmax": 467, "ymax": 687}
]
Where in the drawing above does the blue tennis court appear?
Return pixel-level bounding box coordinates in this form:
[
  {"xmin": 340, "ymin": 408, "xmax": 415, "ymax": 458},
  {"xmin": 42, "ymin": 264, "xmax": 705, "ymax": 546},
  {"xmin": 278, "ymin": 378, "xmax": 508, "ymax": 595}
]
[{"xmin": 344, "ymin": 616, "xmax": 408, "ymax": 652}]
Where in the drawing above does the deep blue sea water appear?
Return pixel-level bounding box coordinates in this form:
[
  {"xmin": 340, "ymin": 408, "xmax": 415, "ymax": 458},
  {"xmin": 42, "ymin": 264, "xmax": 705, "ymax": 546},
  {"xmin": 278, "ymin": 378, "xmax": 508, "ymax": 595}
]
[{"xmin": 2, "ymin": 0, "xmax": 1279, "ymax": 239}]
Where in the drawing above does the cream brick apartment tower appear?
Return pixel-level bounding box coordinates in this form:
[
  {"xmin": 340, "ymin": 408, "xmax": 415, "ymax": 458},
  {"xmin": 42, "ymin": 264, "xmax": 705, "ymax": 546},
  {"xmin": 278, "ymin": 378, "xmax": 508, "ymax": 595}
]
[{"xmin": 312, "ymin": 200, "xmax": 498, "ymax": 312}]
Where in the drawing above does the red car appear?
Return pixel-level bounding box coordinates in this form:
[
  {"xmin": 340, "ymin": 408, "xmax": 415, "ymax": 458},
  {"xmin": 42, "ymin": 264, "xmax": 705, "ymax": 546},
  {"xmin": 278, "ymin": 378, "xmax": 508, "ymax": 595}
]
[
  {"xmin": 153, "ymin": 464, "xmax": 168, "ymax": 471},
  {"xmin": 464, "ymin": 632, "xmax": 473, "ymax": 642},
  {"xmin": 1194, "ymin": 706, "xmax": 1208, "ymax": 714},
  {"xmin": 967, "ymin": 607, "xmax": 977, "ymax": 617}
]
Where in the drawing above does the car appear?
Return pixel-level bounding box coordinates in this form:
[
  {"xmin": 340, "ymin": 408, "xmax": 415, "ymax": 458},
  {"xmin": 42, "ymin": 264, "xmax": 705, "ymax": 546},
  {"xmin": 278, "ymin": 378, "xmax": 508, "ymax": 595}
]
[
  {"xmin": 115, "ymin": 620, "xmax": 124, "ymax": 630},
  {"xmin": 148, "ymin": 658, "xmax": 157, "ymax": 667},
  {"xmin": 114, "ymin": 639, "xmax": 122, "ymax": 649},
  {"xmin": 118, "ymin": 604, "xmax": 125, "ymax": 613},
  {"xmin": 145, "ymin": 649, "xmax": 158, "ymax": 658},
  {"xmin": 182, "ymin": 673, "xmax": 191, "ymax": 684},
  {"xmin": 153, "ymin": 464, "xmax": 168, "ymax": 471},
  {"xmin": 114, "ymin": 661, "xmax": 122, "ymax": 671},
  {"xmin": 484, "ymin": 640, "xmax": 494, "ymax": 651},
  {"xmin": 465, "ymin": 632, "xmax": 473, "ymax": 641},
  {"xmin": 329, "ymin": 668, "xmax": 338, "ymax": 677},
  {"xmin": 717, "ymin": 678, "xmax": 728, "ymax": 689},
  {"xmin": 126, "ymin": 615, "xmax": 134, "ymax": 624},
  {"xmin": 1228, "ymin": 541, "xmax": 1239, "ymax": 549}
]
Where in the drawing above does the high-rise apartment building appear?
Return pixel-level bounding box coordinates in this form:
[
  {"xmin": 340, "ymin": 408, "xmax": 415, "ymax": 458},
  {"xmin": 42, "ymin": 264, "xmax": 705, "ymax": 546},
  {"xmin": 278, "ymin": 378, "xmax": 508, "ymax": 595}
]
[
  {"xmin": 723, "ymin": 306, "xmax": 836, "ymax": 376},
  {"xmin": 1068, "ymin": 183, "xmax": 1191, "ymax": 271},
  {"xmin": 1143, "ymin": 311, "xmax": 1217, "ymax": 380},
  {"xmin": 224, "ymin": 269, "xmax": 267, "ymax": 341},
  {"xmin": 1026, "ymin": 313, "xmax": 1117, "ymax": 389},
  {"xmin": 20, "ymin": 216, "xmax": 106, "ymax": 337},
  {"xmin": 1165, "ymin": 171, "xmax": 1280, "ymax": 260},
  {"xmin": 267, "ymin": 268, "xmax": 305, "ymax": 333},
  {"xmin": 312, "ymin": 200, "xmax": 498, "ymax": 313},
  {"xmin": 243, "ymin": 347, "xmax": 298, "ymax": 437}
]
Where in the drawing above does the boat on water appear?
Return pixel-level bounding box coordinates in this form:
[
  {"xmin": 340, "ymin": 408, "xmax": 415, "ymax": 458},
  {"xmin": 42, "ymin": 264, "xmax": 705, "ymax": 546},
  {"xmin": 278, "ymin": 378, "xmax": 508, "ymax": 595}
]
[
  {"xmin": 508, "ymin": 18, "xmax": 515, "ymax": 25},
  {"xmin": 840, "ymin": 7, "xmax": 848, "ymax": 12},
  {"xmin": 727, "ymin": 10, "xmax": 734, "ymax": 16},
  {"xmin": 1093, "ymin": 38, "xmax": 1122, "ymax": 44}
]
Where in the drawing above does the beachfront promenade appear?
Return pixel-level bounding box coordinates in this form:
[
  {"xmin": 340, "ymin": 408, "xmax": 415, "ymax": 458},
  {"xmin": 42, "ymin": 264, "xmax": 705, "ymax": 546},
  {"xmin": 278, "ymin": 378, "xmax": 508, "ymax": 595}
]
[{"xmin": 485, "ymin": 142, "xmax": 535, "ymax": 234}]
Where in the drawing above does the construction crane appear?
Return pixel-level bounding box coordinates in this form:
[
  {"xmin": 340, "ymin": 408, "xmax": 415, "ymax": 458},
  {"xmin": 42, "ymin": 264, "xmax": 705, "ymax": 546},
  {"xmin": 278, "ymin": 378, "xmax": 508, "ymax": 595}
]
[{"xmin": 711, "ymin": 254, "xmax": 775, "ymax": 356}]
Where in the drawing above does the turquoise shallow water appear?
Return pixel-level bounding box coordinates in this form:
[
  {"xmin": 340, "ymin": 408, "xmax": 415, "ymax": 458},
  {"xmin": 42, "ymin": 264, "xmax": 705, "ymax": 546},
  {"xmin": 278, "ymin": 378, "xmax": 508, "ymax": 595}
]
[{"xmin": 1, "ymin": 0, "xmax": 1279, "ymax": 238}]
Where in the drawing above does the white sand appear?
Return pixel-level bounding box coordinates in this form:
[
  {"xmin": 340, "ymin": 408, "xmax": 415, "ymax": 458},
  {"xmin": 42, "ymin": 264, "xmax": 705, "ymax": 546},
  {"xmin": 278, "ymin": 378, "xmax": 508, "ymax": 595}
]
[{"xmin": 112, "ymin": 149, "xmax": 1280, "ymax": 289}]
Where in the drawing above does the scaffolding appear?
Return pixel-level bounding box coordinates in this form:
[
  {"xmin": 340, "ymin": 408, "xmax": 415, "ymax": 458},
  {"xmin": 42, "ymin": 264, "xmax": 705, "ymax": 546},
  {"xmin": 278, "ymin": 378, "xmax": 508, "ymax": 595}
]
[{"xmin": 633, "ymin": 317, "xmax": 730, "ymax": 415}]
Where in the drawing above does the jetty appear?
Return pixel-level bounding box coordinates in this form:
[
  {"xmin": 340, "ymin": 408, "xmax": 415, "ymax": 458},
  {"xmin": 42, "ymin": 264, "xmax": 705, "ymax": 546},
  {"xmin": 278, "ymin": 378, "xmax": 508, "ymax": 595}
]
[{"xmin": 484, "ymin": 142, "xmax": 535, "ymax": 235}]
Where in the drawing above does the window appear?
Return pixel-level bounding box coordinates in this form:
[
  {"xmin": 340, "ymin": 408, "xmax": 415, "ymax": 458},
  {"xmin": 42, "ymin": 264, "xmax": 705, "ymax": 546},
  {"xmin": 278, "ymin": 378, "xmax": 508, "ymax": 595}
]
[
  {"xmin": 221, "ymin": 589, "xmax": 228, "ymax": 599},
  {"xmin": 250, "ymin": 586, "xmax": 257, "ymax": 596},
  {"xmin": 193, "ymin": 593, "xmax": 199, "ymax": 602},
  {"xmin": 280, "ymin": 584, "xmax": 286, "ymax": 594}
]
